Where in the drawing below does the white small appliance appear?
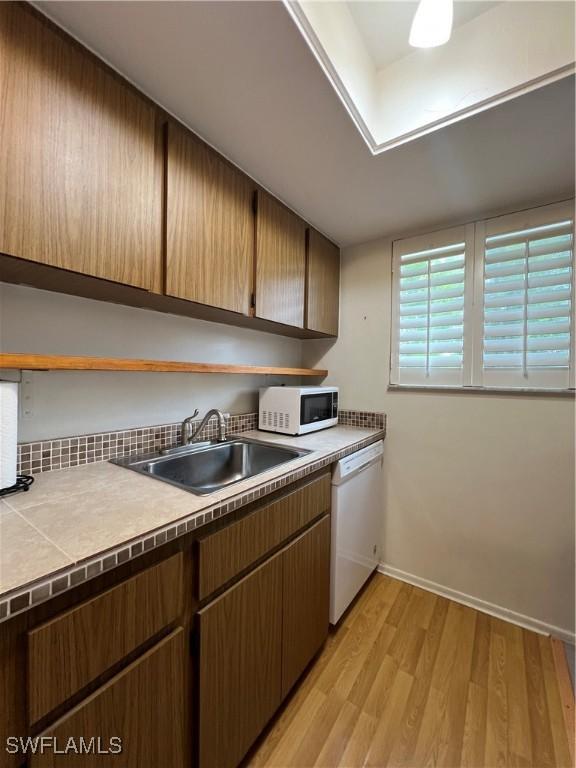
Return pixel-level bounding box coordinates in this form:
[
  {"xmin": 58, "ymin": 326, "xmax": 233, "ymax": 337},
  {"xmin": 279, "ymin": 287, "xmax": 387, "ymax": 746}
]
[
  {"xmin": 258, "ymin": 386, "xmax": 338, "ymax": 435},
  {"xmin": 0, "ymin": 382, "xmax": 18, "ymax": 491},
  {"xmin": 330, "ymin": 440, "xmax": 384, "ymax": 624}
]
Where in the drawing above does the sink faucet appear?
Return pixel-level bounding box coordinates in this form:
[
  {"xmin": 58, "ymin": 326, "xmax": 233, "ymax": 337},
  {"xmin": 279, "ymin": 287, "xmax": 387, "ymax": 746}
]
[{"xmin": 181, "ymin": 409, "xmax": 227, "ymax": 445}]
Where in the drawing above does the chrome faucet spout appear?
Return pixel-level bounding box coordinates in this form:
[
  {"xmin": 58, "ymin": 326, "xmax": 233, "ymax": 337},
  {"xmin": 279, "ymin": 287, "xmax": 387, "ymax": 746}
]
[{"xmin": 182, "ymin": 409, "xmax": 227, "ymax": 445}]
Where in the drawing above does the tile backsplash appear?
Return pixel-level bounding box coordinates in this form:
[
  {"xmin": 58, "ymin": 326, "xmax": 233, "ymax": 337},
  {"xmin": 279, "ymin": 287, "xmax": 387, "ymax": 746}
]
[
  {"xmin": 17, "ymin": 412, "xmax": 258, "ymax": 476},
  {"xmin": 17, "ymin": 410, "xmax": 386, "ymax": 476},
  {"xmin": 338, "ymin": 410, "xmax": 386, "ymax": 429}
]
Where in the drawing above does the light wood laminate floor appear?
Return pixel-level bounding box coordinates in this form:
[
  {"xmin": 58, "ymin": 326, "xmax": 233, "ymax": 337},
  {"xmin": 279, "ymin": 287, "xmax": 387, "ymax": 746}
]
[{"xmin": 248, "ymin": 573, "xmax": 574, "ymax": 768}]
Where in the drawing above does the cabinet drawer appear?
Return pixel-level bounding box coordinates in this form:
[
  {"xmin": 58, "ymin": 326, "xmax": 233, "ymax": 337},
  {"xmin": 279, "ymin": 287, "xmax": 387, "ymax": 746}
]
[
  {"xmin": 30, "ymin": 630, "xmax": 186, "ymax": 768},
  {"xmin": 28, "ymin": 553, "xmax": 182, "ymax": 724},
  {"xmin": 197, "ymin": 473, "xmax": 330, "ymax": 600}
]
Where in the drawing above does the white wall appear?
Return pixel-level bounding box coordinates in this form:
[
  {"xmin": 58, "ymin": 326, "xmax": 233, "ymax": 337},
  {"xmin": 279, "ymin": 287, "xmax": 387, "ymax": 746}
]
[
  {"xmin": 295, "ymin": 0, "xmax": 575, "ymax": 151},
  {"xmin": 3, "ymin": 256, "xmax": 574, "ymax": 639},
  {"xmin": 296, "ymin": 0, "xmax": 377, "ymax": 130},
  {"xmin": 373, "ymin": 1, "xmax": 575, "ymax": 147},
  {"xmin": 303, "ymin": 237, "xmax": 575, "ymax": 640},
  {"xmin": 0, "ymin": 283, "xmax": 303, "ymax": 442}
]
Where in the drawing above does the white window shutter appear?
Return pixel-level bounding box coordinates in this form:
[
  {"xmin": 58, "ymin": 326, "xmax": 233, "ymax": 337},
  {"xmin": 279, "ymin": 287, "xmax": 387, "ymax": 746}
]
[
  {"xmin": 391, "ymin": 225, "xmax": 474, "ymax": 386},
  {"xmin": 474, "ymin": 201, "xmax": 574, "ymax": 389}
]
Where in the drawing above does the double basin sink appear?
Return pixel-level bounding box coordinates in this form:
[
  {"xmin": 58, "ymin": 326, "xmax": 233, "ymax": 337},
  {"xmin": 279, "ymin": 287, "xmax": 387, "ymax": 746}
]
[{"xmin": 112, "ymin": 437, "xmax": 310, "ymax": 496}]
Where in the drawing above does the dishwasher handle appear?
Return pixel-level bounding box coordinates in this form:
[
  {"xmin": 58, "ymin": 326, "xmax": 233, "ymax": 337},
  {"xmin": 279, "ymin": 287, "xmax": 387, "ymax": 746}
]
[{"xmin": 332, "ymin": 441, "xmax": 384, "ymax": 485}]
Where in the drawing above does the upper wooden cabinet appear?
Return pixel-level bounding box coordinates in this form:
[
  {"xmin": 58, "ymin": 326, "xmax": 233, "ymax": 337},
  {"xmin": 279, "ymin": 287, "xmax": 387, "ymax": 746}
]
[
  {"xmin": 0, "ymin": 4, "xmax": 340, "ymax": 339},
  {"xmin": 306, "ymin": 229, "xmax": 340, "ymax": 336},
  {"xmin": 255, "ymin": 191, "xmax": 307, "ymax": 328},
  {"xmin": 166, "ymin": 124, "xmax": 254, "ymax": 314},
  {"xmin": 0, "ymin": 4, "xmax": 162, "ymax": 291}
]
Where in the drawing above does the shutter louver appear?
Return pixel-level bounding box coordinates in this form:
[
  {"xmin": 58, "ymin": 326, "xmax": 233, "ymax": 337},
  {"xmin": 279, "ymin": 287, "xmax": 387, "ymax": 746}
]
[
  {"xmin": 392, "ymin": 226, "xmax": 472, "ymax": 386},
  {"xmin": 481, "ymin": 214, "xmax": 574, "ymax": 388}
]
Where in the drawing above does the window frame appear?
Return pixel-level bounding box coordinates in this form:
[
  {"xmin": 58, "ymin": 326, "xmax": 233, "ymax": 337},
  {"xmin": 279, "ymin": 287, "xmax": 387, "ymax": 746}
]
[{"xmin": 389, "ymin": 199, "xmax": 575, "ymax": 393}]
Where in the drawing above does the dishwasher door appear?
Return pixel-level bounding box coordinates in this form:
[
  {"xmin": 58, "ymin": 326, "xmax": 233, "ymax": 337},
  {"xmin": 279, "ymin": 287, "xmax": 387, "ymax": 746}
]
[{"xmin": 330, "ymin": 442, "xmax": 384, "ymax": 625}]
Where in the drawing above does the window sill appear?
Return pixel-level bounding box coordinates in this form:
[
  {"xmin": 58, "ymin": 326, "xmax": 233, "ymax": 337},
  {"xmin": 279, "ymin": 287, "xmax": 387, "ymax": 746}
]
[{"xmin": 387, "ymin": 384, "xmax": 575, "ymax": 398}]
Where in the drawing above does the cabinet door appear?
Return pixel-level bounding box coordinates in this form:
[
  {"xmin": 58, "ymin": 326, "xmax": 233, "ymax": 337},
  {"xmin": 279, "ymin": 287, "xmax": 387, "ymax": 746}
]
[
  {"xmin": 166, "ymin": 124, "xmax": 254, "ymax": 314},
  {"xmin": 28, "ymin": 554, "xmax": 182, "ymax": 723},
  {"xmin": 306, "ymin": 229, "xmax": 340, "ymax": 336},
  {"xmin": 0, "ymin": 4, "xmax": 161, "ymax": 291},
  {"xmin": 255, "ymin": 190, "xmax": 306, "ymax": 327},
  {"xmin": 30, "ymin": 630, "xmax": 187, "ymax": 768},
  {"xmin": 281, "ymin": 515, "xmax": 331, "ymax": 698},
  {"xmin": 197, "ymin": 473, "xmax": 331, "ymax": 600},
  {"xmin": 197, "ymin": 554, "xmax": 282, "ymax": 768}
]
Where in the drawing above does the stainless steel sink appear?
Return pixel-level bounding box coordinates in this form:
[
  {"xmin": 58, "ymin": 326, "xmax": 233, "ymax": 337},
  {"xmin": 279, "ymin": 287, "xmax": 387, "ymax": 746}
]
[{"xmin": 111, "ymin": 437, "xmax": 310, "ymax": 495}]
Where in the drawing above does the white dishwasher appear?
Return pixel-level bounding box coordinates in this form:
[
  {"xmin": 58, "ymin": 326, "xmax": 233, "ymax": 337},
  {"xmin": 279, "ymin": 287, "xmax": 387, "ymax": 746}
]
[{"xmin": 330, "ymin": 440, "xmax": 384, "ymax": 625}]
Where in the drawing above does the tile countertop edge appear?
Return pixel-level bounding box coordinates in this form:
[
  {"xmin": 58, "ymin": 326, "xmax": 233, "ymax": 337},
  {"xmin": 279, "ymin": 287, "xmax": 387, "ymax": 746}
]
[{"xmin": 0, "ymin": 427, "xmax": 385, "ymax": 622}]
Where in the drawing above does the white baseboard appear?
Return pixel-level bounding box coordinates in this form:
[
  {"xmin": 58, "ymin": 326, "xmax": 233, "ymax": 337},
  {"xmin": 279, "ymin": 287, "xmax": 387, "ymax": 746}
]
[{"xmin": 377, "ymin": 563, "xmax": 576, "ymax": 645}]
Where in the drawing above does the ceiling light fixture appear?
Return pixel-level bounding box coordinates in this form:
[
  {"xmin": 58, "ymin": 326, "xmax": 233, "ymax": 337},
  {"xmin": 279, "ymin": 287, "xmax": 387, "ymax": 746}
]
[{"xmin": 409, "ymin": 0, "xmax": 454, "ymax": 48}]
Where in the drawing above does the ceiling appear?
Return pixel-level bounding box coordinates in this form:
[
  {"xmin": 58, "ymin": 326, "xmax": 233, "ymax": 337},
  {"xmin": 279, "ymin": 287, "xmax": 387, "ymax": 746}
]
[
  {"xmin": 347, "ymin": 1, "xmax": 500, "ymax": 70},
  {"xmin": 36, "ymin": 1, "xmax": 575, "ymax": 248}
]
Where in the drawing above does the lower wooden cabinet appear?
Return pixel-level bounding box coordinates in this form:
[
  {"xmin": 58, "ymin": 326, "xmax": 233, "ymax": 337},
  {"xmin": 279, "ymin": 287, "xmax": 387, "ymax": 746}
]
[
  {"xmin": 1, "ymin": 478, "xmax": 331, "ymax": 768},
  {"xmin": 281, "ymin": 516, "xmax": 331, "ymax": 698},
  {"xmin": 197, "ymin": 514, "xmax": 331, "ymax": 768},
  {"xmin": 27, "ymin": 554, "xmax": 183, "ymax": 724},
  {"xmin": 30, "ymin": 629, "xmax": 187, "ymax": 768},
  {"xmin": 197, "ymin": 555, "xmax": 283, "ymax": 768},
  {"xmin": 196, "ymin": 474, "xmax": 331, "ymax": 600}
]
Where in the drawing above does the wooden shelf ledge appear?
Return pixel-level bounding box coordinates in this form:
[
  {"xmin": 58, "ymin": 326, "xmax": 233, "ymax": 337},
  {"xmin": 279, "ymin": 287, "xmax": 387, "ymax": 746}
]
[{"xmin": 0, "ymin": 353, "xmax": 327, "ymax": 377}]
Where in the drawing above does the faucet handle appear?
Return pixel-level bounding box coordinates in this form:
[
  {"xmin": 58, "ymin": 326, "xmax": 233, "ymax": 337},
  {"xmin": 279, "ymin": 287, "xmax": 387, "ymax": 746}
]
[{"xmin": 191, "ymin": 408, "xmax": 199, "ymax": 419}]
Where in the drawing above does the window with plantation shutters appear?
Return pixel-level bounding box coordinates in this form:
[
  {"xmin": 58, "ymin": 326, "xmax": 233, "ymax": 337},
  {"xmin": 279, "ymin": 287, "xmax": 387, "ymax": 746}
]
[
  {"xmin": 390, "ymin": 200, "xmax": 574, "ymax": 391},
  {"xmin": 391, "ymin": 225, "xmax": 474, "ymax": 386},
  {"xmin": 474, "ymin": 201, "xmax": 574, "ymax": 389}
]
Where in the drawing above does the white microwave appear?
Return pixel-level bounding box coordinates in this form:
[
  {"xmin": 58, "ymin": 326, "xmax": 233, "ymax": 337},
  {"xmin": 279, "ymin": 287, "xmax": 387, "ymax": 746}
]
[{"xmin": 259, "ymin": 386, "xmax": 339, "ymax": 435}]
